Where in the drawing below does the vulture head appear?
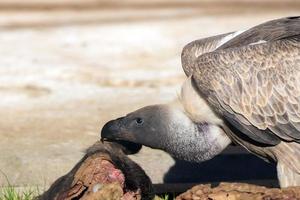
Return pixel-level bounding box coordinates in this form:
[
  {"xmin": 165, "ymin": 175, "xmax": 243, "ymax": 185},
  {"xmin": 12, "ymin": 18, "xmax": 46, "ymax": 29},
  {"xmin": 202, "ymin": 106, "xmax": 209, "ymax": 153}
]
[{"xmin": 101, "ymin": 78, "xmax": 231, "ymax": 162}]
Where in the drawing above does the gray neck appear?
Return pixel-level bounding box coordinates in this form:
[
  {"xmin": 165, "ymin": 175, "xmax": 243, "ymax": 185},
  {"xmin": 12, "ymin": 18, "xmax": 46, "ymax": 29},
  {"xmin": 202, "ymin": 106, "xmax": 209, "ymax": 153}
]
[{"xmin": 162, "ymin": 117, "xmax": 231, "ymax": 162}]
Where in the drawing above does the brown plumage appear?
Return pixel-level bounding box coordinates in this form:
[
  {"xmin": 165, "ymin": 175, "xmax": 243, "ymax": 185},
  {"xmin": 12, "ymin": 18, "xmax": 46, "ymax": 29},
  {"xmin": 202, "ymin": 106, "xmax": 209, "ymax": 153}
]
[{"xmin": 181, "ymin": 16, "xmax": 300, "ymax": 187}]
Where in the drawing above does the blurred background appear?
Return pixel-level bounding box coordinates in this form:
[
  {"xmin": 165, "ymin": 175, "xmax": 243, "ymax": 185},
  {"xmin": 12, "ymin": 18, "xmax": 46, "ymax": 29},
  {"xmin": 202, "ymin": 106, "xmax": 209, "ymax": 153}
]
[{"xmin": 0, "ymin": 0, "xmax": 299, "ymax": 189}]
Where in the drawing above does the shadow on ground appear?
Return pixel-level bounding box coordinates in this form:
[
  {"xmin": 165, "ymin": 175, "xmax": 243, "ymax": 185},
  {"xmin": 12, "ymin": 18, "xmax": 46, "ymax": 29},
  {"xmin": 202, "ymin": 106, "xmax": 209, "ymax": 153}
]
[{"xmin": 164, "ymin": 152, "xmax": 278, "ymax": 186}]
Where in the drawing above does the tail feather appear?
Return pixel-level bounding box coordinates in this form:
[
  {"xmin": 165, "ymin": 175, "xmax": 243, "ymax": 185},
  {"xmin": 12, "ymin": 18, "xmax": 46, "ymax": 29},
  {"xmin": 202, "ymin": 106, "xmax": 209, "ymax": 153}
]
[
  {"xmin": 274, "ymin": 142, "xmax": 300, "ymax": 174},
  {"xmin": 274, "ymin": 142, "xmax": 300, "ymax": 187}
]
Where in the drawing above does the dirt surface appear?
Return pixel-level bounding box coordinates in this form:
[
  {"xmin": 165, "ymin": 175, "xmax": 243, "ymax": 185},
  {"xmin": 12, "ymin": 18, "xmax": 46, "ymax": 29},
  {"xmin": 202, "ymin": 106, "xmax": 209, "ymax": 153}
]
[{"xmin": 0, "ymin": 0, "xmax": 299, "ymax": 188}]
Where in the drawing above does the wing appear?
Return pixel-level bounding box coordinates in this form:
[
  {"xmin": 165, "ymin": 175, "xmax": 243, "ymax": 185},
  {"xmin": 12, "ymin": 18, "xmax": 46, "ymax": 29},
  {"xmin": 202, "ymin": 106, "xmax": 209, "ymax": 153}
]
[
  {"xmin": 181, "ymin": 32, "xmax": 234, "ymax": 76},
  {"xmin": 182, "ymin": 16, "xmax": 300, "ymax": 78},
  {"xmin": 217, "ymin": 16, "xmax": 300, "ymax": 50},
  {"xmin": 192, "ymin": 36, "xmax": 300, "ymax": 146}
]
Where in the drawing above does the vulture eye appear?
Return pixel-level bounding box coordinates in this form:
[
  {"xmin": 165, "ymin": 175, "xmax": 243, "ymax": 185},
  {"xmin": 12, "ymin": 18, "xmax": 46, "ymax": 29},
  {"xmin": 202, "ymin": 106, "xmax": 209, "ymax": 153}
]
[{"xmin": 135, "ymin": 118, "xmax": 144, "ymax": 125}]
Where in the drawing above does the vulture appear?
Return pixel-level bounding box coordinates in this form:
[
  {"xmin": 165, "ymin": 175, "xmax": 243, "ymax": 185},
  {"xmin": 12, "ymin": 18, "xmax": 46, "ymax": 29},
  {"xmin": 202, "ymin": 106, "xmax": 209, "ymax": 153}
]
[{"xmin": 101, "ymin": 16, "xmax": 300, "ymax": 187}]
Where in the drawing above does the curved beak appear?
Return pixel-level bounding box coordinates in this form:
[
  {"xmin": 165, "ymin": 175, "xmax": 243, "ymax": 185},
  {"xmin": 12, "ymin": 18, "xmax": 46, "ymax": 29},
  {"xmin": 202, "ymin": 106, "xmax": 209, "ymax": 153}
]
[
  {"xmin": 101, "ymin": 118, "xmax": 122, "ymax": 142},
  {"xmin": 100, "ymin": 117, "xmax": 142, "ymax": 154}
]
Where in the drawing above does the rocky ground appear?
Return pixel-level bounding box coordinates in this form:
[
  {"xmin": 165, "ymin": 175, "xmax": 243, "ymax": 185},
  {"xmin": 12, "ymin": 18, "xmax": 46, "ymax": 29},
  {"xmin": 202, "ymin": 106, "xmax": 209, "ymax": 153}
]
[
  {"xmin": 0, "ymin": 0, "xmax": 299, "ymax": 189},
  {"xmin": 176, "ymin": 183, "xmax": 300, "ymax": 200}
]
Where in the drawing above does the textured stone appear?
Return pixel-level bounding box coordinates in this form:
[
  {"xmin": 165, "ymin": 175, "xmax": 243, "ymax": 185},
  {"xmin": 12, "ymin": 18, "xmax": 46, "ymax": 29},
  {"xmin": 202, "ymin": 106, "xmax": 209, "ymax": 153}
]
[{"xmin": 176, "ymin": 183, "xmax": 300, "ymax": 200}]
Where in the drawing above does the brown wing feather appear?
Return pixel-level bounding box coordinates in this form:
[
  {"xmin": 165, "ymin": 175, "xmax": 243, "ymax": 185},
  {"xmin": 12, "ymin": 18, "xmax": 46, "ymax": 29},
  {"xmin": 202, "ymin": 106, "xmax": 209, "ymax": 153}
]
[
  {"xmin": 181, "ymin": 32, "xmax": 233, "ymax": 76},
  {"xmin": 217, "ymin": 16, "xmax": 300, "ymax": 50},
  {"xmin": 192, "ymin": 37, "xmax": 300, "ymax": 145}
]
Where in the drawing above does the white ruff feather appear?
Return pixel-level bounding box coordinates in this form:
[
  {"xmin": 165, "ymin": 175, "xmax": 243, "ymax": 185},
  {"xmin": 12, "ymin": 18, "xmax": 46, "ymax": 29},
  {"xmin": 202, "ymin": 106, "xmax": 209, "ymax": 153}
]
[
  {"xmin": 215, "ymin": 30, "xmax": 246, "ymax": 49},
  {"xmin": 249, "ymin": 40, "xmax": 267, "ymax": 45},
  {"xmin": 180, "ymin": 77, "xmax": 223, "ymax": 125}
]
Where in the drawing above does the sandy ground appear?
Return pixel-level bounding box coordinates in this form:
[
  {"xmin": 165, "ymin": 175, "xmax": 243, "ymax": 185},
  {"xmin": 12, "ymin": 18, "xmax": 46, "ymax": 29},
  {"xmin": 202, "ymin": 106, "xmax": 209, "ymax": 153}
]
[{"xmin": 0, "ymin": 0, "xmax": 299, "ymax": 187}]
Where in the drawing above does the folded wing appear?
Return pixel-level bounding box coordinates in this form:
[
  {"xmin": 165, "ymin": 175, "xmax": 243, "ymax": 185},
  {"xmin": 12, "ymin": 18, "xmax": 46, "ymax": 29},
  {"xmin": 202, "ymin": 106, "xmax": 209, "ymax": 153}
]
[
  {"xmin": 182, "ymin": 17, "xmax": 300, "ymax": 146},
  {"xmin": 194, "ymin": 37, "xmax": 300, "ymax": 145}
]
